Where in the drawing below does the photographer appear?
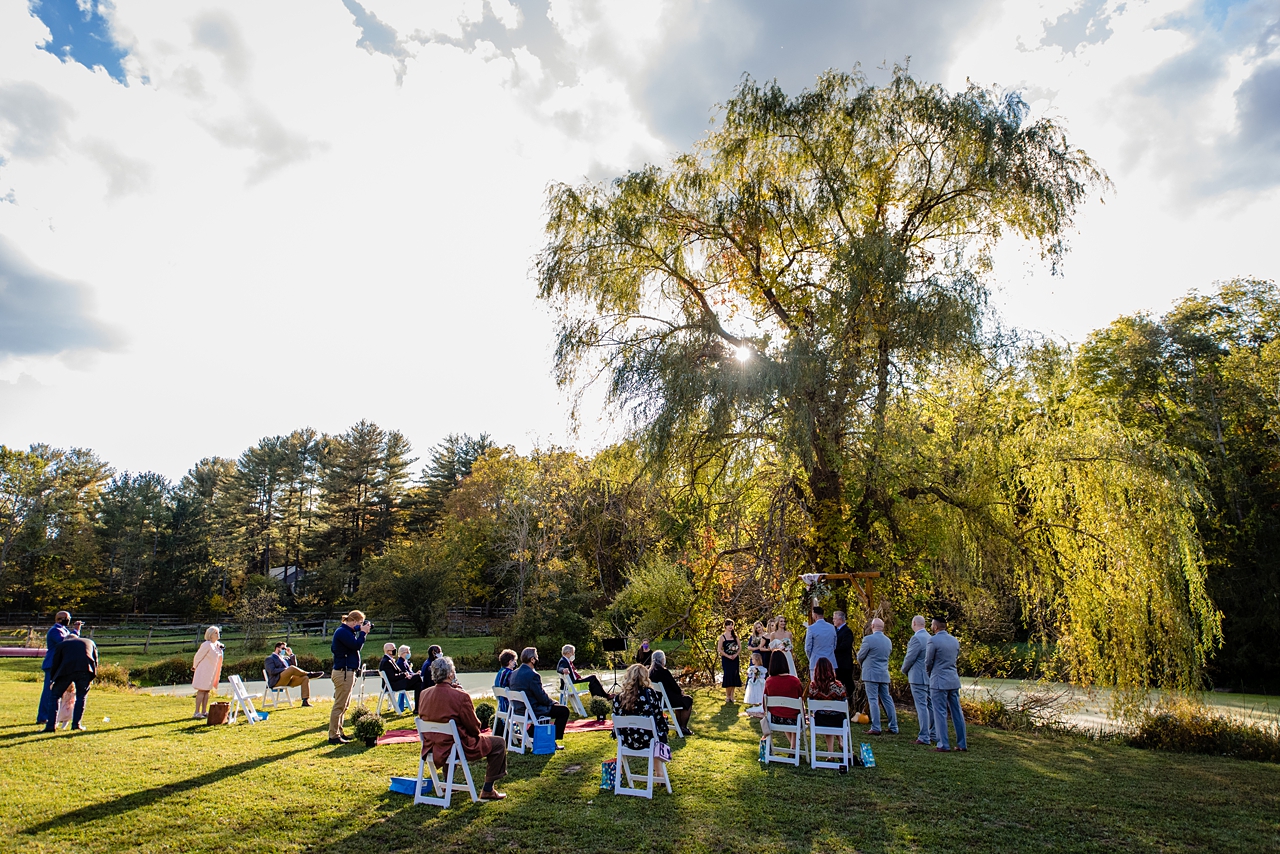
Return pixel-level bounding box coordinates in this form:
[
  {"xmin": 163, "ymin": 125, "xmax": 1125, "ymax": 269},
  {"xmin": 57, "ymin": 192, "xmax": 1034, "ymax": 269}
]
[{"xmin": 328, "ymin": 611, "xmax": 371, "ymax": 744}]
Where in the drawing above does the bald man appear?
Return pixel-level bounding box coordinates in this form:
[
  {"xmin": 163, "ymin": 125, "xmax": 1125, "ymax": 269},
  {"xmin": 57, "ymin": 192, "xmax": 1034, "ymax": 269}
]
[
  {"xmin": 900, "ymin": 615, "xmax": 934, "ymax": 744},
  {"xmin": 856, "ymin": 617, "xmax": 898, "ymax": 735}
]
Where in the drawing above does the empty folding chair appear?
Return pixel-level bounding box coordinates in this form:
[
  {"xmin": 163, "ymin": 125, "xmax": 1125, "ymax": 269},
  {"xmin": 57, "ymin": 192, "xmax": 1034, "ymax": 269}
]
[
  {"xmin": 613, "ymin": 715, "xmax": 672, "ymax": 799},
  {"xmin": 807, "ymin": 698, "xmax": 853, "ymax": 770},
  {"xmin": 413, "ymin": 718, "xmax": 479, "ymax": 808},
  {"xmin": 762, "ymin": 695, "xmax": 805, "ymax": 766},
  {"xmin": 227, "ymin": 675, "xmax": 263, "ymax": 724}
]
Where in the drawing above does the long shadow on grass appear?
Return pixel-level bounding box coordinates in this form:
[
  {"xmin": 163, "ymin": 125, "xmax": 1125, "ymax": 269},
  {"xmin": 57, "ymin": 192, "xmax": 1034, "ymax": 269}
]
[{"xmin": 21, "ymin": 747, "xmax": 312, "ymax": 835}]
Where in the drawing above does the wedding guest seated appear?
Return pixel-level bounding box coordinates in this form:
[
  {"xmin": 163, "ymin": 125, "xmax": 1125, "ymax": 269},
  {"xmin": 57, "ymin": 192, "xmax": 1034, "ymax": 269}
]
[
  {"xmin": 379, "ymin": 643, "xmax": 425, "ymax": 709},
  {"xmin": 419, "ymin": 644, "xmax": 443, "ymax": 681},
  {"xmin": 264, "ymin": 642, "xmax": 321, "ymax": 707},
  {"xmin": 419, "ymin": 656, "xmax": 508, "ymax": 800},
  {"xmin": 557, "ymin": 644, "xmax": 609, "ymax": 699},
  {"xmin": 612, "ymin": 663, "xmax": 670, "ymax": 783},
  {"xmin": 492, "ymin": 649, "xmax": 517, "ymax": 736},
  {"xmin": 760, "ymin": 651, "xmax": 802, "ymax": 749},
  {"xmin": 648, "ymin": 650, "xmax": 694, "ymax": 734},
  {"xmin": 507, "ymin": 647, "xmax": 570, "ymax": 746},
  {"xmin": 804, "ymin": 657, "xmax": 849, "ymax": 754}
]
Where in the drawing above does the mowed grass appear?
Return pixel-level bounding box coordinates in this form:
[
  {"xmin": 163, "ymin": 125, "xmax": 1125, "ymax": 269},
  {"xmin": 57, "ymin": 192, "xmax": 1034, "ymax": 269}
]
[{"xmin": 1, "ymin": 660, "xmax": 1277, "ymax": 854}]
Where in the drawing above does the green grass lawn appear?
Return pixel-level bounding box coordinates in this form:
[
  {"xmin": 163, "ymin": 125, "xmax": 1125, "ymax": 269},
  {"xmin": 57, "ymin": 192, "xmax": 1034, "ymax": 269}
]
[{"xmin": 2, "ymin": 659, "xmax": 1277, "ymax": 854}]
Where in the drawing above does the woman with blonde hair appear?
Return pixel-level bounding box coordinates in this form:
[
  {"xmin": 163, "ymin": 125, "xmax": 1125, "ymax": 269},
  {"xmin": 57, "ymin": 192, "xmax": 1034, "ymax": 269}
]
[
  {"xmin": 611, "ymin": 663, "xmax": 670, "ymax": 782},
  {"xmin": 191, "ymin": 625, "xmax": 224, "ymax": 719}
]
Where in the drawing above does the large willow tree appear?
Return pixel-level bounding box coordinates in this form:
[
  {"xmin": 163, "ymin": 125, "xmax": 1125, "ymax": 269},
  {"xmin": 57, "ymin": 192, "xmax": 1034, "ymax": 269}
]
[{"xmin": 539, "ymin": 68, "xmax": 1101, "ymax": 575}]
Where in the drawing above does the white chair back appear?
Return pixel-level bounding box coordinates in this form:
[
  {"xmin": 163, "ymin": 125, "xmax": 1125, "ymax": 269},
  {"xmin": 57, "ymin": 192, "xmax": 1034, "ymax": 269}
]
[
  {"xmin": 492, "ymin": 685, "xmax": 511, "ymax": 737},
  {"xmin": 612, "ymin": 715, "xmax": 672, "ymax": 799},
  {"xmin": 262, "ymin": 668, "xmax": 294, "ymax": 709},
  {"xmin": 559, "ymin": 671, "xmax": 589, "ymax": 717},
  {"xmin": 650, "ymin": 682, "xmax": 686, "ymax": 738},
  {"xmin": 413, "ymin": 718, "xmax": 478, "ymax": 808},
  {"xmin": 806, "ymin": 698, "xmax": 852, "ymax": 770},
  {"xmin": 503, "ymin": 688, "xmax": 548, "ymax": 754},
  {"xmin": 763, "ymin": 695, "xmax": 805, "ymax": 766},
  {"xmin": 227, "ymin": 675, "xmax": 262, "ymax": 724},
  {"xmin": 377, "ymin": 670, "xmax": 410, "ymax": 716}
]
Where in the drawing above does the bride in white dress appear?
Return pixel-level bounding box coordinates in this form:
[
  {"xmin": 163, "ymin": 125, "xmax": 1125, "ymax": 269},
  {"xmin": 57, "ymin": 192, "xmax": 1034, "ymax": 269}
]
[{"xmin": 767, "ymin": 616, "xmax": 797, "ymax": 677}]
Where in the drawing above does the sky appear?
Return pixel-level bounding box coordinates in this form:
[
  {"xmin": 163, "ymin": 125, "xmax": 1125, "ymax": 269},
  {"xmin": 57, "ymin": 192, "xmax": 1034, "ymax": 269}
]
[{"xmin": 1, "ymin": 0, "xmax": 1277, "ymax": 480}]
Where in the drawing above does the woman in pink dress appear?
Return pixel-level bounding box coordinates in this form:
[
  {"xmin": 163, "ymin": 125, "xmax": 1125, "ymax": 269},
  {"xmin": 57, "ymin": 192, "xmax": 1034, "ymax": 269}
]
[{"xmin": 192, "ymin": 626, "xmax": 224, "ymax": 719}]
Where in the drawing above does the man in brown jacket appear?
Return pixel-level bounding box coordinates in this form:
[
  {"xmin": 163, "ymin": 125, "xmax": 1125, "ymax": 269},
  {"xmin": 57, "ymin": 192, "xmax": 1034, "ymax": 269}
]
[{"xmin": 418, "ymin": 656, "xmax": 507, "ymax": 800}]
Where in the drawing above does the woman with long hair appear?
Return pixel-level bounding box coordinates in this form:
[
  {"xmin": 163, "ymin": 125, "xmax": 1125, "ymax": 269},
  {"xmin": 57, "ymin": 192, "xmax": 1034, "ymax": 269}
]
[
  {"xmin": 805, "ymin": 657, "xmax": 848, "ymax": 754},
  {"xmin": 768, "ymin": 616, "xmax": 796, "ymax": 676},
  {"xmin": 716, "ymin": 619, "xmax": 742, "ymax": 703},
  {"xmin": 611, "ymin": 663, "xmax": 670, "ymax": 782}
]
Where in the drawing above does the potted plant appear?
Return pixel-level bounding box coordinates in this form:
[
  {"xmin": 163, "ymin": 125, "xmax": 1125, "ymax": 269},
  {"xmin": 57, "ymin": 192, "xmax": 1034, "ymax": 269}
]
[
  {"xmin": 353, "ymin": 712, "xmax": 385, "ymax": 747},
  {"xmin": 589, "ymin": 697, "xmax": 611, "ymax": 723},
  {"xmin": 475, "ymin": 701, "xmax": 496, "ymax": 731}
]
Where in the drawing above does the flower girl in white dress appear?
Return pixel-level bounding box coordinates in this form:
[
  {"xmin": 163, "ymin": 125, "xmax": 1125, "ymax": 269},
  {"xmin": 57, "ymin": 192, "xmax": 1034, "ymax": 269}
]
[{"xmin": 743, "ymin": 651, "xmax": 767, "ymax": 715}]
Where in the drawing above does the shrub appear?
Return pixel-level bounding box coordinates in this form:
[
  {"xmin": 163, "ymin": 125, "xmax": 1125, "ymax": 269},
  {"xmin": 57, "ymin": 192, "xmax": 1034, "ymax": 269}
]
[
  {"xmin": 130, "ymin": 657, "xmax": 192, "ymax": 686},
  {"xmin": 475, "ymin": 701, "xmax": 496, "ymax": 730},
  {"xmin": 1130, "ymin": 699, "xmax": 1280, "ymax": 763},
  {"xmin": 95, "ymin": 662, "xmax": 133, "ymax": 690},
  {"xmin": 346, "ymin": 702, "xmax": 373, "ymax": 728},
  {"xmin": 453, "ymin": 651, "xmax": 499, "ymax": 673},
  {"xmin": 353, "ymin": 712, "xmax": 385, "ymax": 743},
  {"xmin": 588, "ymin": 697, "xmax": 611, "ymax": 719},
  {"xmin": 959, "ymin": 685, "xmax": 1072, "ymax": 732}
]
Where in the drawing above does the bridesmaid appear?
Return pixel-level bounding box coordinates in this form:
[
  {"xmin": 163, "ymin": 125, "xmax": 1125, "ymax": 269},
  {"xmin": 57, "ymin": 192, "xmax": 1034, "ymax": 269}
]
[
  {"xmin": 717, "ymin": 619, "xmax": 742, "ymax": 703},
  {"xmin": 191, "ymin": 625, "xmax": 224, "ymax": 719}
]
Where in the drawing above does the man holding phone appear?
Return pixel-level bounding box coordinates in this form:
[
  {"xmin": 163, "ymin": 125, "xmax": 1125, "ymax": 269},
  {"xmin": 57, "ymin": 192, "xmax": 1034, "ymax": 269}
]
[
  {"xmin": 329, "ymin": 610, "xmax": 371, "ymax": 744},
  {"xmin": 37, "ymin": 611, "xmax": 83, "ymax": 726}
]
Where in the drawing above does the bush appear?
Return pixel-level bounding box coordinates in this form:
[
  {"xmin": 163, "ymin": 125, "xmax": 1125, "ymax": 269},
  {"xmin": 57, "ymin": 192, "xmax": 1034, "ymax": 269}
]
[
  {"xmin": 95, "ymin": 662, "xmax": 133, "ymax": 690},
  {"xmin": 1130, "ymin": 699, "xmax": 1280, "ymax": 763},
  {"xmin": 475, "ymin": 701, "xmax": 496, "ymax": 730},
  {"xmin": 959, "ymin": 685, "xmax": 1073, "ymax": 731},
  {"xmin": 453, "ymin": 651, "xmax": 499, "ymax": 673},
  {"xmin": 347, "ymin": 702, "xmax": 374, "ymax": 728},
  {"xmin": 353, "ymin": 712, "xmax": 385, "ymax": 743},
  {"xmin": 130, "ymin": 657, "xmax": 192, "ymax": 686},
  {"xmin": 588, "ymin": 697, "xmax": 611, "ymax": 719}
]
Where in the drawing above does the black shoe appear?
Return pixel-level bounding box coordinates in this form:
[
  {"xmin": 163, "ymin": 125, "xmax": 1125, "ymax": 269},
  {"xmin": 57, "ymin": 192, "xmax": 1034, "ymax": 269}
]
[
  {"xmin": 301, "ymin": 700, "xmax": 312, "ymax": 707},
  {"xmin": 308, "ymin": 671, "xmax": 324, "ymax": 679},
  {"xmin": 329, "ymin": 735, "xmax": 352, "ymax": 745}
]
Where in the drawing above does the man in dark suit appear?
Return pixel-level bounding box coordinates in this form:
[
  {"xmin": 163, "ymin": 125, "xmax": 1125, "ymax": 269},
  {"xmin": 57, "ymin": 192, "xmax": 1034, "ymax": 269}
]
[
  {"xmin": 833, "ymin": 610, "xmax": 858, "ymax": 709},
  {"xmin": 507, "ymin": 647, "xmax": 570, "ymax": 744},
  {"xmin": 37, "ymin": 611, "xmax": 82, "ymax": 725},
  {"xmin": 43, "ymin": 634, "xmax": 98, "ymax": 732}
]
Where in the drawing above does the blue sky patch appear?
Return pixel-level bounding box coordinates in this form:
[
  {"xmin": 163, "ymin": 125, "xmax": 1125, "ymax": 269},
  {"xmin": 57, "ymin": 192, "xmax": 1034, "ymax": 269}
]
[{"xmin": 29, "ymin": 0, "xmax": 129, "ymax": 84}]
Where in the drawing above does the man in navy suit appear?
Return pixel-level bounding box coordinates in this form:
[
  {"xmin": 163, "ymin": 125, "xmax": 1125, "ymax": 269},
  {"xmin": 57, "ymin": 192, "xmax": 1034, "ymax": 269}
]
[
  {"xmin": 508, "ymin": 647, "xmax": 570, "ymax": 744},
  {"xmin": 43, "ymin": 634, "xmax": 98, "ymax": 732},
  {"xmin": 37, "ymin": 611, "xmax": 82, "ymax": 725}
]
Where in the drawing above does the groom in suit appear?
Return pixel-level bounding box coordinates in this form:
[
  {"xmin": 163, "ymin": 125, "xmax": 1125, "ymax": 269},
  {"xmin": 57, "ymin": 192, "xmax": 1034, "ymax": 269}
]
[
  {"xmin": 832, "ymin": 610, "xmax": 857, "ymax": 704},
  {"xmin": 900, "ymin": 615, "xmax": 934, "ymax": 745},
  {"xmin": 43, "ymin": 633, "xmax": 98, "ymax": 732},
  {"xmin": 37, "ymin": 611, "xmax": 82, "ymax": 725}
]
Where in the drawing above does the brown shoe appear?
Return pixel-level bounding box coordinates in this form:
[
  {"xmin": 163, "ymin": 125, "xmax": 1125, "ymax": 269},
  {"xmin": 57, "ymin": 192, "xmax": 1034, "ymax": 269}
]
[{"xmin": 479, "ymin": 789, "xmax": 507, "ymax": 800}]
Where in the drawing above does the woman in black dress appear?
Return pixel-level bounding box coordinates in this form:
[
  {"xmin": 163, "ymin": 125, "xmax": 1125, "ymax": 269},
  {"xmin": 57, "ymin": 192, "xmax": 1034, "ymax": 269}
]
[{"xmin": 717, "ymin": 619, "xmax": 742, "ymax": 703}]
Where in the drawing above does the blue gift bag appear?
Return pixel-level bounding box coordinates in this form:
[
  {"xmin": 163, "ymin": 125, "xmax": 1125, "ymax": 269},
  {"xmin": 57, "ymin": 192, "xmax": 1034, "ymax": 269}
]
[
  {"xmin": 532, "ymin": 722, "xmax": 557, "ymax": 754},
  {"xmin": 600, "ymin": 758, "xmax": 617, "ymax": 789},
  {"xmin": 860, "ymin": 742, "xmax": 876, "ymax": 768}
]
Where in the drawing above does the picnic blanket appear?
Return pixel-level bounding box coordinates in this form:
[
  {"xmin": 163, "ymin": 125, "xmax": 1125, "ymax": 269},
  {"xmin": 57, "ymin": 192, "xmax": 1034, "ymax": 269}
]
[{"xmin": 377, "ymin": 718, "xmax": 614, "ymax": 746}]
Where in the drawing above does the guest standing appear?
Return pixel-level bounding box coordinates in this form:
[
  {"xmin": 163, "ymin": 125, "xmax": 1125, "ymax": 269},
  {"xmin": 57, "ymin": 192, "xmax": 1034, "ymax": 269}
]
[
  {"xmin": 716, "ymin": 619, "xmax": 742, "ymax": 703},
  {"xmin": 634, "ymin": 640, "xmax": 653, "ymax": 667},
  {"xmin": 191, "ymin": 625, "xmax": 224, "ymax": 719},
  {"xmin": 857, "ymin": 617, "xmax": 899, "ymax": 735},
  {"xmin": 37, "ymin": 611, "xmax": 82, "ymax": 725},
  {"xmin": 329, "ymin": 611, "xmax": 370, "ymax": 744},
  {"xmin": 900, "ymin": 615, "xmax": 934, "ymax": 745},
  {"xmin": 42, "ymin": 634, "xmax": 98, "ymax": 732},
  {"xmin": 925, "ymin": 616, "xmax": 967, "ymax": 752},
  {"xmin": 419, "ymin": 656, "xmax": 508, "ymax": 800}
]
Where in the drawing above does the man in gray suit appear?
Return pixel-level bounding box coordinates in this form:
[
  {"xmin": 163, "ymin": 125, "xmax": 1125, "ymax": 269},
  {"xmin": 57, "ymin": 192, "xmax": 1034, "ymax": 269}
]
[
  {"xmin": 924, "ymin": 616, "xmax": 967, "ymax": 751},
  {"xmin": 856, "ymin": 617, "xmax": 898, "ymax": 735},
  {"xmin": 803, "ymin": 605, "xmax": 837, "ymax": 676},
  {"xmin": 900, "ymin": 615, "xmax": 934, "ymax": 745}
]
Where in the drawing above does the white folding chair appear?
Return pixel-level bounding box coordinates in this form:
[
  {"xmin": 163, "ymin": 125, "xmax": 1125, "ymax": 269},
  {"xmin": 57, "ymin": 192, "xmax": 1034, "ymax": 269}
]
[
  {"xmin": 762, "ymin": 695, "xmax": 805, "ymax": 766},
  {"xmin": 559, "ymin": 671, "xmax": 590, "ymax": 717},
  {"xmin": 492, "ymin": 686, "xmax": 511, "ymax": 738},
  {"xmin": 503, "ymin": 689, "xmax": 551, "ymax": 754},
  {"xmin": 413, "ymin": 718, "xmax": 479, "ymax": 808},
  {"xmin": 262, "ymin": 669, "xmax": 294, "ymax": 709},
  {"xmin": 376, "ymin": 670, "xmax": 410, "ymax": 716},
  {"xmin": 651, "ymin": 682, "xmax": 686, "ymax": 738},
  {"xmin": 807, "ymin": 698, "xmax": 852, "ymax": 770},
  {"xmin": 613, "ymin": 715, "xmax": 672, "ymax": 799},
  {"xmin": 227, "ymin": 675, "xmax": 263, "ymax": 724}
]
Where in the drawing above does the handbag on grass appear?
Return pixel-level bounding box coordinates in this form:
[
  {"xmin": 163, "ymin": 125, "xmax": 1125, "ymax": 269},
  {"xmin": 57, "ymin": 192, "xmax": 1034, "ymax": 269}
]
[
  {"xmin": 652, "ymin": 741, "xmax": 672, "ymax": 763},
  {"xmin": 600, "ymin": 758, "xmax": 617, "ymax": 789},
  {"xmin": 859, "ymin": 742, "xmax": 876, "ymax": 768}
]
